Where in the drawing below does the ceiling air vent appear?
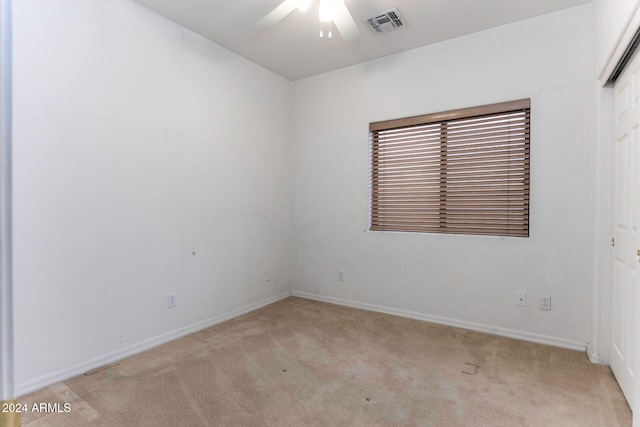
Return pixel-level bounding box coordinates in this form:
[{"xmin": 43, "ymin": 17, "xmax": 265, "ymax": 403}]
[{"xmin": 366, "ymin": 8, "xmax": 406, "ymax": 34}]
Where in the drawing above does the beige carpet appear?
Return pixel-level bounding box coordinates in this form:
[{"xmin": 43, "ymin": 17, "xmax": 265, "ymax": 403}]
[{"xmin": 19, "ymin": 297, "xmax": 631, "ymax": 426}]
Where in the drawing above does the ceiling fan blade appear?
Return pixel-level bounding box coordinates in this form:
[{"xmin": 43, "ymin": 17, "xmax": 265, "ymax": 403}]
[
  {"xmin": 255, "ymin": 0, "xmax": 299, "ymax": 31},
  {"xmin": 333, "ymin": 1, "xmax": 359, "ymax": 41}
]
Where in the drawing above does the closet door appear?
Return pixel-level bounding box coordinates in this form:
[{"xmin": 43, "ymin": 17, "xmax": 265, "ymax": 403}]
[{"xmin": 611, "ymin": 46, "xmax": 640, "ymax": 410}]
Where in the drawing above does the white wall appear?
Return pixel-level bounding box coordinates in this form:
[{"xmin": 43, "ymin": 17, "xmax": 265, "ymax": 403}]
[
  {"xmin": 12, "ymin": 0, "xmax": 292, "ymax": 394},
  {"xmin": 292, "ymin": 5, "xmax": 594, "ymax": 349}
]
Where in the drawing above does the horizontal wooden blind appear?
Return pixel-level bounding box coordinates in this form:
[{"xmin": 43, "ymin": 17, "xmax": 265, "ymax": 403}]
[{"xmin": 370, "ymin": 99, "xmax": 530, "ymax": 237}]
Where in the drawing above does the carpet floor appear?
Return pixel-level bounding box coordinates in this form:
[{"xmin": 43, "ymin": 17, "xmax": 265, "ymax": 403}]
[{"xmin": 19, "ymin": 297, "xmax": 631, "ymax": 426}]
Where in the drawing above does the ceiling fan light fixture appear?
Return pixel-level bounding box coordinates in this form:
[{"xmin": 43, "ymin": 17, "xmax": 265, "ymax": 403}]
[
  {"xmin": 319, "ymin": 21, "xmax": 332, "ymax": 38},
  {"xmin": 256, "ymin": 0, "xmax": 359, "ymax": 41},
  {"xmin": 297, "ymin": 0, "xmax": 312, "ymax": 12},
  {"xmin": 319, "ymin": 0, "xmax": 334, "ymax": 22}
]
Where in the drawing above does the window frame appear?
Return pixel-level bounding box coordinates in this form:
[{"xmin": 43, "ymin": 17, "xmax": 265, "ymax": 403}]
[{"xmin": 369, "ymin": 99, "xmax": 530, "ymax": 238}]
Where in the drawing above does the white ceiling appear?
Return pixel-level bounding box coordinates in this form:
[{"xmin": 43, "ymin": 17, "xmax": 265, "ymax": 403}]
[{"xmin": 131, "ymin": 0, "xmax": 591, "ymax": 81}]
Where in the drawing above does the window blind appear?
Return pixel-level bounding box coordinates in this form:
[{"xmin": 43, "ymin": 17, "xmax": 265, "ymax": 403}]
[{"xmin": 369, "ymin": 99, "xmax": 530, "ymax": 237}]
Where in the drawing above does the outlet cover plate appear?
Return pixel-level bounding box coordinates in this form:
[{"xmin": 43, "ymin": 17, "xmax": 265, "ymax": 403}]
[
  {"xmin": 167, "ymin": 293, "xmax": 176, "ymax": 308},
  {"xmin": 540, "ymin": 295, "xmax": 551, "ymax": 310}
]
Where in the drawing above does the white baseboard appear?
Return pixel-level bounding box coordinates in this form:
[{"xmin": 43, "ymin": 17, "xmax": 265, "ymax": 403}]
[
  {"xmin": 17, "ymin": 291, "xmax": 291, "ymax": 397},
  {"xmin": 292, "ymin": 290, "xmax": 587, "ymax": 352},
  {"xmin": 587, "ymin": 343, "xmax": 605, "ymax": 365}
]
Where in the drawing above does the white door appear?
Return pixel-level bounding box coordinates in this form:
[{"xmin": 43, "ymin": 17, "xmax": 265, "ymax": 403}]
[{"xmin": 611, "ymin": 47, "xmax": 640, "ymax": 410}]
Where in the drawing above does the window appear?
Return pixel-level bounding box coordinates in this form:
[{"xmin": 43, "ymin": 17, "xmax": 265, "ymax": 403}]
[{"xmin": 369, "ymin": 99, "xmax": 530, "ymax": 237}]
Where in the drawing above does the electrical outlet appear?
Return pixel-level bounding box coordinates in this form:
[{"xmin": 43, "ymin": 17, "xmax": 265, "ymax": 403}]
[
  {"xmin": 540, "ymin": 295, "xmax": 551, "ymax": 310},
  {"xmin": 338, "ymin": 271, "xmax": 345, "ymax": 281},
  {"xmin": 516, "ymin": 292, "xmax": 526, "ymax": 307},
  {"xmin": 265, "ymin": 270, "xmax": 272, "ymax": 281},
  {"xmin": 167, "ymin": 293, "xmax": 176, "ymax": 308}
]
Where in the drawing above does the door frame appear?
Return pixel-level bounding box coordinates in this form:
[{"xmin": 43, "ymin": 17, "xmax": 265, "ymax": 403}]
[
  {"xmin": 0, "ymin": 0, "xmax": 15, "ymax": 419},
  {"xmin": 588, "ymin": 78, "xmax": 613, "ymax": 367}
]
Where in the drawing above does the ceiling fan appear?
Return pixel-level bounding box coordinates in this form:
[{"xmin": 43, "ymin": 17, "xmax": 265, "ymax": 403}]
[{"xmin": 255, "ymin": 0, "xmax": 360, "ymax": 41}]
